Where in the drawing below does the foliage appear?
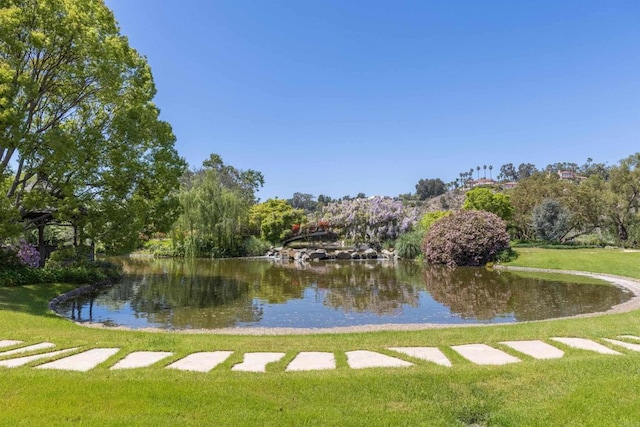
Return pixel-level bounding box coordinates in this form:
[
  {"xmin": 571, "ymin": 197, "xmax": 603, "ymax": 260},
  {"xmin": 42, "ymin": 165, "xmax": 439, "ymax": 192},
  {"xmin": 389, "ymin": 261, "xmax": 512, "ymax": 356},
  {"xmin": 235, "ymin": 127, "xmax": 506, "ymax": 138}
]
[
  {"xmin": 0, "ymin": 0, "xmax": 186, "ymax": 252},
  {"xmin": 602, "ymin": 153, "xmax": 640, "ymax": 244},
  {"xmin": 497, "ymin": 162, "xmax": 538, "ymax": 182},
  {"xmin": 45, "ymin": 245, "xmax": 92, "ymax": 268},
  {"xmin": 172, "ymin": 156, "xmax": 258, "ymax": 258},
  {"xmin": 508, "ymin": 173, "xmax": 571, "ymax": 240},
  {"xmin": 249, "ymin": 199, "xmax": 306, "ymax": 244},
  {"xmin": 463, "ymin": 187, "xmax": 514, "ymax": 221},
  {"xmin": 242, "ymin": 236, "xmax": 272, "ymax": 256},
  {"xmin": 321, "ymin": 196, "xmax": 419, "ymax": 244},
  {"xmin": 415, "ymin": 178, "xmax": 446, "ymax": 200},
  {"xmin": 0, "ymin": 258, "xmax": 122, "ymax": 287},
  {"xmin": 423, "ymin": 210, "xmax": 510, "ymax": 266},
  {"xmin": 418, "ymin": 210, "xmax": 451, "ymax": 232},
  {"xmin": 394, "ymin": 230, "xmax": 424, "ymax": 259},
  {"xmin": 0, "ymin": 239, "xmax": 39, "ymax": 268},
  {"xmin": 531, "ymin": 199, "xmax": 572, "ymax": 243},
  {"xmin": 287, "ymin": 192, "xmax": 317, "ymax": 212}
]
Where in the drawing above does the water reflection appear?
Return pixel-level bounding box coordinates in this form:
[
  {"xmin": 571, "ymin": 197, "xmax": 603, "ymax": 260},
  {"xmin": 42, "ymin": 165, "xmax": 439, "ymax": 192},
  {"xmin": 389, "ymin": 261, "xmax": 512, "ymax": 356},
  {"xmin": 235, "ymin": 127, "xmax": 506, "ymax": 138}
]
[{"xmin": 54, "ymin": 257, "xmax": 633, "ymax": 329}]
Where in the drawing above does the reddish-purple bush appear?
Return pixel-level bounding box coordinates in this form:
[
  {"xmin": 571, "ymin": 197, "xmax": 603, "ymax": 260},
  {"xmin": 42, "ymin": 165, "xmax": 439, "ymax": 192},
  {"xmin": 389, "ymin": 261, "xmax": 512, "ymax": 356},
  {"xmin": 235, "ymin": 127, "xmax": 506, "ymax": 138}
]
[{"xmin": 422, "ymin": 210, "xmax": 510, "ymax": 267}]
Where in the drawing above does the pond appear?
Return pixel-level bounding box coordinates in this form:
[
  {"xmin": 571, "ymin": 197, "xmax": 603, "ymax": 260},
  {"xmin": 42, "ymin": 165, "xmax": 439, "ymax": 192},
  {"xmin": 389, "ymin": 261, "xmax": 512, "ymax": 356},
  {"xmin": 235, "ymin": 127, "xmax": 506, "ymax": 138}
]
[{"xmin": 54, "ymin": 257, "xmax": 634, "ymax": 330}]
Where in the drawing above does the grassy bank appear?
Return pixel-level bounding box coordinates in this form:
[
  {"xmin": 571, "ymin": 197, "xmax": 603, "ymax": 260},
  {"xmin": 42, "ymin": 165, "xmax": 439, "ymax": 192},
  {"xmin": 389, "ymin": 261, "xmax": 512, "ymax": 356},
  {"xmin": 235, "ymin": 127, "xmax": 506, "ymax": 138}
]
[{"xmin": 1, "ymin": 248, "xmax": 639, "ymax": 426}]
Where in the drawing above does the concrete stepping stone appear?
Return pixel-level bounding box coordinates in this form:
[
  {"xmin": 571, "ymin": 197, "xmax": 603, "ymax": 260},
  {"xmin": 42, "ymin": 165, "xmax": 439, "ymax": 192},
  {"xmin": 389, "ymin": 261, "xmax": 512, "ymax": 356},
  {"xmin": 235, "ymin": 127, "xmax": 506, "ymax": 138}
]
[
  {"xmin": 388, "ymin": 347, "xmax": 452, "ymax": 367},
  {"xmin": 0, "ymin": 342, "xmax": 55, "ymax": 358},
  {"xmin": 451, "ymin": 344, "xmax": 521, "ymax": 365},
  {"xmin": 110, "ymin": 351, "xmax": 173, "ymax": 370},
  {"xmin": 285, "ymin": 352, "xmax": 336, "ymax": 372},
  {"xmin": 36, "ymin": 348, "xmax": 120, "ymax": 371},
  {"xmin": 551, "ymin": 338, "xmax": 621, "ymax": 355},
  {"xmin": 618, "ymin": 335, "xmax": 640, "ymax": 341},
  {"xmin": 166, "ymin": 351, "xmax": 233, "ymax": 373},
  {"xmin": 232, "ymin": 352, "xmax": 286, "ymax": 372},
  {"xmin": 0, "ymin": 340, "xmax": 23, "ymax": 348},
  {"xmin": 346, "ymin": 350, "xmax": 413, "ymax": 369},
  {"xmin": 0, "ymin": 348, "xmax": 79, "ymax": 368},
  {"xmin": 602, "ymin": 338, "xmax": 640, "ymax": 352},
  {"xmin": 499, "ymin": 340, "xmax": 564, "ymax": 360}
]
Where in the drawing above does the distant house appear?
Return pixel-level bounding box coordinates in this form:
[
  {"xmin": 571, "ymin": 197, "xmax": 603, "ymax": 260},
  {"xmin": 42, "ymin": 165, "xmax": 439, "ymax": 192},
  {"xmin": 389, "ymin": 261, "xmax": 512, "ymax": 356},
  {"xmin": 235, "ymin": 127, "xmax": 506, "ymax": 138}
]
[
  {"xmin": 471, "ymin": 178, "xmax": 497, "ymax": 187},
  {"xmin": 501, "ymin": 181, "xmax": 518, "ymax": 190},
  {"xmin": 557, "ymin": 170, "xmax": 587, "ymax": 182},
  {"xmin": 558, "ymin": 170, "xmax": 577, "ymax": 180}
]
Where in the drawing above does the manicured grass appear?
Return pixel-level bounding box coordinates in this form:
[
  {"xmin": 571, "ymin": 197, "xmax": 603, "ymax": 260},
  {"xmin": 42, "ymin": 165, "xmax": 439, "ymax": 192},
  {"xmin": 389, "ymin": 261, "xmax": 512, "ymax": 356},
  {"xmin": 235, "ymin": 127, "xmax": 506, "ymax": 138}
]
[{"xmin": 1, "ymin": 248, "xmax": 639, "ymax": 426}]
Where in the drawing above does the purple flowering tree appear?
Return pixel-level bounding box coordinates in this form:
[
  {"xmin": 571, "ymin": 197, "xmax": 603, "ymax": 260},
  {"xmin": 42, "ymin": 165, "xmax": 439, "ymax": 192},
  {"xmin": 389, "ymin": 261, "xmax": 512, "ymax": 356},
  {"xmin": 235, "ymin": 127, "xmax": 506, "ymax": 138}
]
[
  {"xmin": 321, "ymin": 197, "xmax": 420, "ymax": 243},
  {"xmin": 0, "ymin": 239, "xmax": 40, "ymax": 269},
  {"xmin": 16, "ymin": 240, "xmax": 40, "ymax": 268}
]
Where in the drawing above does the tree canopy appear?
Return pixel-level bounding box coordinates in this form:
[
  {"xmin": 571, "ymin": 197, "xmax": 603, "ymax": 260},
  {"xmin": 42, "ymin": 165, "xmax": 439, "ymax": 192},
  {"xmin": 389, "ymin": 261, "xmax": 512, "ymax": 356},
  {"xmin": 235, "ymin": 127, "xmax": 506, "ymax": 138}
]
[
  {"xmin": 463, "ymin": 187, "xmax": 514, "ymax": 221},
  {"xmin": 0, "ymin": 0, "xmax": 185, "ymax": 252}
]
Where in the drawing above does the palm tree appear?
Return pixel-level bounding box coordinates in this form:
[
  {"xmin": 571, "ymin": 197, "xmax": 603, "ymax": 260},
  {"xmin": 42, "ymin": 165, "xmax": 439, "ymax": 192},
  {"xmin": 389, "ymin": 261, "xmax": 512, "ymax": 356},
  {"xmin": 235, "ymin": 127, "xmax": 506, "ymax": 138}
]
[
  {"xmin": 489, "ymin": 165, "xmax": 493, "ymax": 180},
  {"xmin": 476, "ymin": 166, "xmax": 480, "ymax": 180},
  {"xmin": 483, "ymin": 164, "xmax": 487, "ymax": 179}
]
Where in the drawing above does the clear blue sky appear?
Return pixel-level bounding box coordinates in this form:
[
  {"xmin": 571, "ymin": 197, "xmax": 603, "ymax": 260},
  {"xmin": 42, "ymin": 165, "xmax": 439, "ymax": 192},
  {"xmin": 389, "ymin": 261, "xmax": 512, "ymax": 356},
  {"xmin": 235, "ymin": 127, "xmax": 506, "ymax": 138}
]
[{"xmin": 105, "ymin": 0, "xmax": 639, "ymax": 201}]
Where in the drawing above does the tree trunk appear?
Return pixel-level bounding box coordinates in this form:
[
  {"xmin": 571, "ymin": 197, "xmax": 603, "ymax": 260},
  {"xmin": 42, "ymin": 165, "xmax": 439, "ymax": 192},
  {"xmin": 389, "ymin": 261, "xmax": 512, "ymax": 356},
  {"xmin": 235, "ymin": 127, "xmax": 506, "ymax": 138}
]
[{"xmin": 617, "ymin": 222, "xmax": 628, "ymax": 241}]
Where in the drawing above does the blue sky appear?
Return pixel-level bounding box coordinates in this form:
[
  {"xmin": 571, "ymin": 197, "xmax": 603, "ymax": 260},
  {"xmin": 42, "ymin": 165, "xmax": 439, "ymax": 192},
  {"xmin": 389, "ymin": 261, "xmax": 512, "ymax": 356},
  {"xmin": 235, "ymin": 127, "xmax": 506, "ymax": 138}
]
[{"xmin": 104, "ymin": 0, "xmax": 639, "ymax": 200}]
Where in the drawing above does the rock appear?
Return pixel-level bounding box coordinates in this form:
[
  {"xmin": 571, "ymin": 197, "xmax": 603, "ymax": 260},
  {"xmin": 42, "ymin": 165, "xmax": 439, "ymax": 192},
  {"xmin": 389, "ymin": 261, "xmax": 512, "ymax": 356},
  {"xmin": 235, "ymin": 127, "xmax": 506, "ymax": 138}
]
[
  {"xmin": 381, "ymin": 249, "xmax": 395, "ymax": 259},
  {"xmin": 351, "ymin": 252, "xmax": 361, "ymax": 260},
  {"xmin": 335, "ymin": 251, "xmax": 352, "ymax": 260},
  {"xmin": 309, "ymin": 249, "xmax": 327, "ymax": 260},
  {"xmin": 363, "ymin": 248, "xmax": 378, "ymax": 259}
]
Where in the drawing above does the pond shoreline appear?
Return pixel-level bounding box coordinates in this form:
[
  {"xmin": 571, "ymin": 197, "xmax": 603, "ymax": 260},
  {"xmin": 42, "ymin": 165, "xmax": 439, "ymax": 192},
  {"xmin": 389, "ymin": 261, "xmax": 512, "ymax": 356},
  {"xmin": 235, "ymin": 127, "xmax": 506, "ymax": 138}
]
[{"xmin": 58, "ymin": 266, "xmax": 640, "ymax": 335}]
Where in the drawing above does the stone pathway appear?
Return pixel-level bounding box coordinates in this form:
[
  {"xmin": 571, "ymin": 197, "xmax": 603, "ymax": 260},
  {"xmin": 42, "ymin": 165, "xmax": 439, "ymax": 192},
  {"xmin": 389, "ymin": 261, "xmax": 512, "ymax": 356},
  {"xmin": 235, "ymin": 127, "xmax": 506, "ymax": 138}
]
[{"xmin": 0, "ymin": 335, "xmax": 638, "ymax": 373}]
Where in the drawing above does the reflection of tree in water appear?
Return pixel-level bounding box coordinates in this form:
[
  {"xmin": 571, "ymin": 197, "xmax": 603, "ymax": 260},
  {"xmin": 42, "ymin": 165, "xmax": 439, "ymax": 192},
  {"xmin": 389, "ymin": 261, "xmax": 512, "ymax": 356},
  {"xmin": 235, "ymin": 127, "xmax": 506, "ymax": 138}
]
[
  {"xmin": 297, "ymin": 261, "xmax": 423, "ymax": 315},
  {"xmin": 423, "ymin": 266, "xmax": 513, "ymax": 320},
  {"xmin": 423, "ymin": 266, "xmax": 632, "ymax": 321},
  {"xmin": 101, "ymin": 257, "xmax": 264, "ymax": 328},
  {"xmin": 68, "ymin": 257, "xmax": 633, "ymax": 328}
]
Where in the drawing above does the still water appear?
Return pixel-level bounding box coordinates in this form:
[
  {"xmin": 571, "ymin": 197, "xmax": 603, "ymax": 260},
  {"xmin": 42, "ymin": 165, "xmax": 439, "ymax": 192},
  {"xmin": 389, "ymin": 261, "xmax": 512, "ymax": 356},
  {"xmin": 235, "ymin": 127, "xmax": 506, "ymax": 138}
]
[{"xmin": 54, "ymin": 257, "xmax": 633, "ymax": 330}]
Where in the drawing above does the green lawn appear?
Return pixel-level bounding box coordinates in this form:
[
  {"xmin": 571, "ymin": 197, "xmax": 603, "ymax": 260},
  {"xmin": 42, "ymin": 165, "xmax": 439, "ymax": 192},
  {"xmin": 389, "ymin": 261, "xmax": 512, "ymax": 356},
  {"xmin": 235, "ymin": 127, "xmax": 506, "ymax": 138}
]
[{"xmin": 1, "ymin": 248, "xmax": 640, "ymax": 426}]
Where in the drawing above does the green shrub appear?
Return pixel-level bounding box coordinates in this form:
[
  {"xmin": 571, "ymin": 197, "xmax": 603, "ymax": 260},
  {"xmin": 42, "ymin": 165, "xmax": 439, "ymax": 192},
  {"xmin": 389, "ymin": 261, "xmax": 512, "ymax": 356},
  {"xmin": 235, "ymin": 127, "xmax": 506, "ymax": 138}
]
[
  {"xmin": 0, "ymin": 260, "xmax": 122, "ymax": 287},
  {"xmin": 242, "ymin": 236, "xmax": 272, "ymax": 256},
  {"xmin": 418, "ymin": 211, "xmax": 451, "ymax": 232},
  {"xmin": 531, "ymin": 199, "xmax": 572, "ymax": 243},
  {"xmin": 45, "ymin": 245, "xmax": 93, "ymax": 268},
  {"xmin": 395, "ymin": 231, "xmax": 424, "ymax": 259},
  {"xmin": 423, "ymin": 210, "xmax": 510, "ymax": 267}
]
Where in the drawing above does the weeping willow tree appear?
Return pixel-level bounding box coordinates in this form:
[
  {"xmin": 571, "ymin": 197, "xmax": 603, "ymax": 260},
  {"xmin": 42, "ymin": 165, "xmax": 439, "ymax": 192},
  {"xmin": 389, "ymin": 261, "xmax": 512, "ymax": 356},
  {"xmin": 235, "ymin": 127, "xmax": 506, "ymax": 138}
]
[{"xmin": 172, "ymin": 154, "xmax": 263, "ymax": 258}]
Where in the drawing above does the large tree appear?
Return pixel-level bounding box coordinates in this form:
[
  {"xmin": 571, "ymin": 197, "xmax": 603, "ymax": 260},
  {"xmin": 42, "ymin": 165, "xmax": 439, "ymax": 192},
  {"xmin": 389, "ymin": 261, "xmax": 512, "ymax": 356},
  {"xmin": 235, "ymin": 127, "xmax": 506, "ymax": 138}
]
[
  {"xmin": 415, "ymin": 178, "xmax": 446, "ymax": 200},
  {"xmin": 0, "ymin": 0, "xmax": 185, "ymax": 252},
  {"xmin": 604, "ymin": 153, "xmax": 640, "ymax": 243}
]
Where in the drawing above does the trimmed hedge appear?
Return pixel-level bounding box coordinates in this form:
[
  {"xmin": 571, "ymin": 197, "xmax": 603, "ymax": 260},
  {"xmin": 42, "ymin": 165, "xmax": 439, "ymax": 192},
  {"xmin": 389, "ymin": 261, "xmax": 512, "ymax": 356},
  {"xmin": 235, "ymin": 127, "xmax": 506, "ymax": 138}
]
[
  {"xmin": 423, "ymin": 210, "xmax": 510, "ymax": 267},
  {"xmin": 0, "ymin": 260, "xmax": 122, "ymax": 287}
]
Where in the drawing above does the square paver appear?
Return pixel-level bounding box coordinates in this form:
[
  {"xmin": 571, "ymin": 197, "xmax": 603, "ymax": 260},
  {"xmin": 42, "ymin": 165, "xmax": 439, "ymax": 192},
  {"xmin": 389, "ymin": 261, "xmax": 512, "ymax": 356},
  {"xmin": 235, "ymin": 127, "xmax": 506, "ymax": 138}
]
[
  {"xmin": 499, "ymin": 340, "xmax": 564, "ymax": 360},
  {"xmin": 36, "ymin": 348, "xmax": 120, "ymax": 371},
  {"xmin": 550, "ymin": 338, "xmax": 621, "ymax": 355},
  {"xmin": 346, "ymin": 350, "xmax": 413, "ymax": 369},
  {"xmin": 286, "ymin": 352, "xmax": 336, "ymax": 371},
  {"xmin": 232, "ymin": 352, "xmax": 285, "ymax": 372},
  {"xmin": 0, "ymin": 348, "xmax": 79, "ymax": 368},
  {"xmin": 110, "ymin": 351, "xmax": 173, "ymax": 370},
  {"xmin": 166, "ymin": 351, "xmax": 233, "ymax": 372},
  {"xmin": 602, "ymin": 338, "xmax": 640, "ymax": 352},
  {"xmin": 451, "ymin": 344, "xmax": 521, "ymax": 365},
  {"xmin": 0, "ymin": 342, "xmax": 55, "ymax": 358},
  {"xmin": 388, "ymin": 347, "xmax": 452, "ymax": 367}
]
